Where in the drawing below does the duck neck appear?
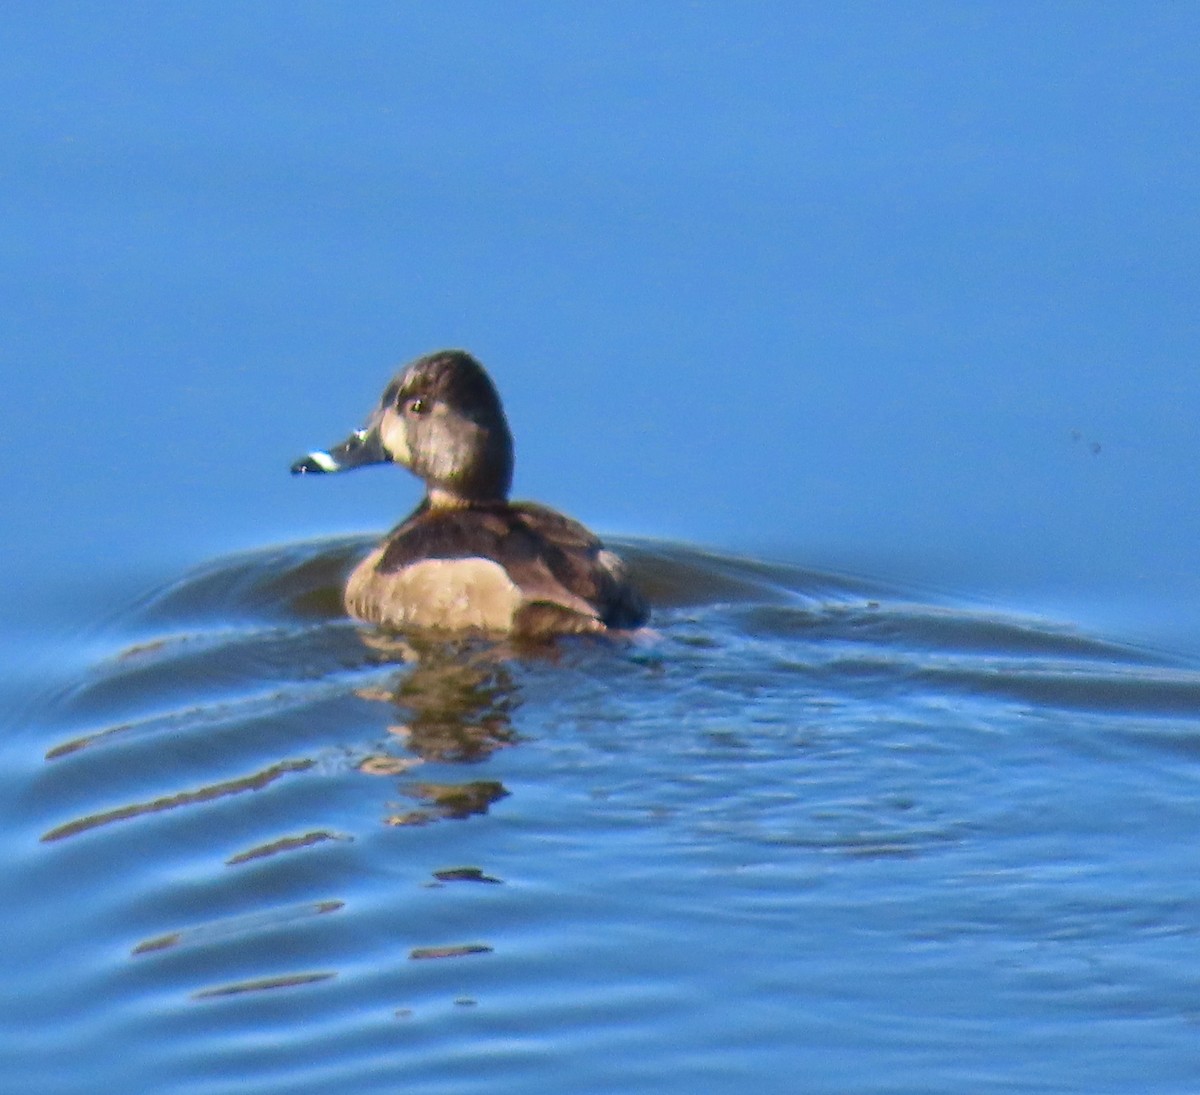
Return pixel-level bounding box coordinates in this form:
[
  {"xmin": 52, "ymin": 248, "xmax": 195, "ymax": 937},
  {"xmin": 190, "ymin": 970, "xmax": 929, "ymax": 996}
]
[
  {"xmin": 426, "ymin": 433, "xmax": 513, "ymax": 509},
  {"xmin": 426, "ymin": 486, "xmax": 505, "ymax": 510}
]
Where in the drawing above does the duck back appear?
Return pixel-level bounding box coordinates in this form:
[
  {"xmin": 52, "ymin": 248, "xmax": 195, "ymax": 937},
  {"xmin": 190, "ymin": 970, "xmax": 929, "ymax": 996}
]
[{"xmin": 344, "ymin": 503, "xmax": 647, "ymax": 636}]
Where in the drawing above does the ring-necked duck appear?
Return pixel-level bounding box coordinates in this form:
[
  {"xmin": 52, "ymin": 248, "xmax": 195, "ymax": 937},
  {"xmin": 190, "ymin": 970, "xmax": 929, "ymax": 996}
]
[{"xmin": 291, "ymin": 350, "xmax": 648, "ymax": 637}]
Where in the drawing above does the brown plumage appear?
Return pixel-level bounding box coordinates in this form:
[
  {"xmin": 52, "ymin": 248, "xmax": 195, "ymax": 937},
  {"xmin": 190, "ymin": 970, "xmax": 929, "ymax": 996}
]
[{"xmin": 291, "ymin": 350, "xmax": 648, "ymax": 637}]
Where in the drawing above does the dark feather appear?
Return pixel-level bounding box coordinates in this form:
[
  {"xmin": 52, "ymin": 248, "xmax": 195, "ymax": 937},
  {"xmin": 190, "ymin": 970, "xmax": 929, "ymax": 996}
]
[{"xmin": 376, "ymin": 502, "xmax": 647, "ymax": 629}]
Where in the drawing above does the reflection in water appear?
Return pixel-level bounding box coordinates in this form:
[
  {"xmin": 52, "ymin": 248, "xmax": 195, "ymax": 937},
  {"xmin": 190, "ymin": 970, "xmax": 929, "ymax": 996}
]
[
  {"xmin": 193, "ymin": 971, "xmax": 337, "ymax": 999},
  {"xmin": 357, "ymin": 638, "xmax": 519, "ymax": 824},
  {"xmin": 408, "ymin": 943, "xmax": 494, "ymax": 961},
  {"xmin": 385, "ymin": 781, "xmax": 510, "ymax": 827},
  {"xmin": 40, "ymin": 757, "xmax": 316, "ymax": 843},
  {"xmin": 226, "ymin": 830, "xmax": 351, "ymax": 865},
  {"xmin": 358, "ymin": 636, "xmax": 522, "ymax": 763},
  {"xmin": 132, "ymin": 900, "xmax": 345, "ymax": 956},
  {"xmin": 430, "ymin": 867, "xmax": 504, "ymax": 885}
]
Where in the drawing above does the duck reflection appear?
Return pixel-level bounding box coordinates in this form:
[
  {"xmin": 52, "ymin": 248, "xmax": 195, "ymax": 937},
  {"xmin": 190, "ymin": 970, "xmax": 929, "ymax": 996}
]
[{"xmin": 356, "ymin": 637, "xmax": 520, "ymax": 824}]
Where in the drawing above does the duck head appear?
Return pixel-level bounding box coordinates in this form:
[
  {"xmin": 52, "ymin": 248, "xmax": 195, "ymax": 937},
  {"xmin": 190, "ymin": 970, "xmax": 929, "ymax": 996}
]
[{"xmin": 291, "ymin": 350, "xmax": 514, "ymax": 506}]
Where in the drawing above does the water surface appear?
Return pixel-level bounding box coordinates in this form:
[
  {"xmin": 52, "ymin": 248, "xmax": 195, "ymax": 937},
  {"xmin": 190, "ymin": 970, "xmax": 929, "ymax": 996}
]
[{"xmin": 3, "ymin": 539, "xmax": 1198, "ymax": 1094}]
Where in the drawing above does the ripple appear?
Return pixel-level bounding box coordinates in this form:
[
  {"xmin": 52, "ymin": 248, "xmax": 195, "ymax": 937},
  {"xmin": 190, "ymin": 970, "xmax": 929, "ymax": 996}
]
[
  {"xmin": 193, "ymin": 971, "xmax": 339, "ymax": 1000},
  {"xmin": 5, "ymin": 537, "xmax": 1200, "ymax": 1094},
  {"xmin": 40, "ymin": 757, "xmax": 316, "ymax": 843}
]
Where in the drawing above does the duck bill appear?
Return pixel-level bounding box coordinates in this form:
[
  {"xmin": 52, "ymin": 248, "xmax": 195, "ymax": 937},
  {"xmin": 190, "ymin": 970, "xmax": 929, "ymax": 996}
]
[{"xmin": 290, "ymin": 424, "xmax": 389, "ymax": 475}]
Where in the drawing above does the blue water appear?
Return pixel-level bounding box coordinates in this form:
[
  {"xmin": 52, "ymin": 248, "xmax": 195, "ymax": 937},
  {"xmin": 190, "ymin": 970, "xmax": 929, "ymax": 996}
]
[
  {"xmin": 3, "ymin": 5, "xmax": 1200, "ymax": 1092},
  {"xmin": 5, "ymin": 541, "xmax": 1200, "ymax": 1093}
]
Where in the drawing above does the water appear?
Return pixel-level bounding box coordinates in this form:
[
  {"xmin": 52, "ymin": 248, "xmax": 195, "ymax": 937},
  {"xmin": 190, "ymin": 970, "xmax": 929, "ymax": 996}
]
[
  {"xmin": 4, "ymin": 539, "xmax": 1199, "ymax": 1094},
  {"xmin": 4, "ymin": 6, "xmax": 1199, "ymax": 1091}
]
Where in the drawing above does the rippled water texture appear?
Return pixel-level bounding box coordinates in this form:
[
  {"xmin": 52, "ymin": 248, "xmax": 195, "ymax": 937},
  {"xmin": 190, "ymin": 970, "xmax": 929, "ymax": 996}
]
[{"xmin": 4, "ymin": 541, "xmax": 1200, "ymax": 1094}]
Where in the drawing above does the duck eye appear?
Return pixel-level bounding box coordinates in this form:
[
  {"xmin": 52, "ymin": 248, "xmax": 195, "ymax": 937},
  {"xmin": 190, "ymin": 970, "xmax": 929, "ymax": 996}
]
[{"xmin": 405, "ymin": 397, "xmax": 428, "ymax": 416}]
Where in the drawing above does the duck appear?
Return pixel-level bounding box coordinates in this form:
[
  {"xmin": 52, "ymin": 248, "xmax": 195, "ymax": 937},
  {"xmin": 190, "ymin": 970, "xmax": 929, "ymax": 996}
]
[{"xmin": 291, "ymin": 349, "xmax": 648, "ymax": 637}]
